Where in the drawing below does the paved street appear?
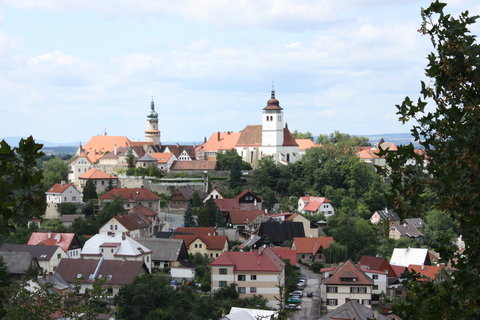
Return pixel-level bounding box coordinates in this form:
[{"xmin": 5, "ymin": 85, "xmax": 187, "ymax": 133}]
[
  {"xmin": 290, "ymin": 266, "xmax": 321, "ymax": 320},
  {"xmin": 160, "ymin": 211, "xmax": 184, "ymax": 231}
]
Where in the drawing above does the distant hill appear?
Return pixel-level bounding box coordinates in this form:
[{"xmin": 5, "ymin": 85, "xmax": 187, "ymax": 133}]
[
  {"xmin": 2, "ymin": 136, "xmax": 79, "ymax": 147},
  {"xmin": 362, "ymin": 132, "xmax": 422, "ymax": 148}
]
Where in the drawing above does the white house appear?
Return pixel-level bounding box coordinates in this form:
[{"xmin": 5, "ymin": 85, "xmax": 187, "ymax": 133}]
[
  {"xmin": 68, "ymin": 151, "xmax": 93, "ymax": 186},
  {"xmin": 203, "ymin": 189, "xmax": 224, "ymax": 203},
  {"xmin": 389, "ymin": 248, "xmax": 430, "ymax": 267},
  {"xmin": 81, "ymin": 233, "xmax": 152, "ymax": 272},
  {"xmin": 0, "ymin": 244, "xmax": 68, "ymax": 274},
  {"xmin": 44, "ymin": 182, "xmax": 82, "ymax": 219},
  {"xmin": 298, "ymin": 196, "xmax": 335, "ymax": 217},
  {"xmin": 99, "ymin": 213, "xmax": 151, "ymax": 239},
  {"xmin": 78, "ymin": 168, "xmax": 117, "ymax": 193}
]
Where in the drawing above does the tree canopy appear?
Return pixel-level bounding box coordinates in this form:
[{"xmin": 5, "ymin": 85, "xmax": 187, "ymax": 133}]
[
  {"xmin": 383, "ymin": 2, "xmax": 480, "ymax": 318},
  {"xmin": 216, "ymin": 149, "xmax": 252, "ymax": 170},
  {"xmin": 316, "ymin": 131, "xmax": 370, "ymax": 147}
]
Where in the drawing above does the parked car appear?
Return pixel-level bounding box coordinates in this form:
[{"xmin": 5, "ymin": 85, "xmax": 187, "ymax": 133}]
[
  {"xmin": 287, "ymin": 296, "xmax": 302, "ymax": 304},
  {"xmin": 307, "ymin": 291, "xmax": 314, "ymax": 298},
  {"xmin": 289, "ymin": 290, "xmax": 303, "ymax": 297},
  {"xmin": 285, "ymin": 304, "xmax": 302, "ymax": 310},
  {"xmin": 296, "ymin": 282, "xmax": 305, "ymax": 289}
]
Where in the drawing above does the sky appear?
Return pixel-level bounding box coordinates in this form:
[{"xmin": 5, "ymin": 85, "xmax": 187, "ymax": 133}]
[{"xmin": 0, "ymin": 0, "xmax": 479, "ymax": 144}]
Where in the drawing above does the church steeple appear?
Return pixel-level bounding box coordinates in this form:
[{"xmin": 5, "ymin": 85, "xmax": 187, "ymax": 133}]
[
  {"xmin": 145, "ymin": 97, "xmax": 161, "ymax": 145},
  {"xmin": 147, "ymin": 97, "xmax": 158, "ymax": 119}
]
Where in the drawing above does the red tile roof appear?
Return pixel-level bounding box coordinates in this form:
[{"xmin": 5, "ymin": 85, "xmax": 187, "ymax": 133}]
[
  {"xmin": 46, "ymin": 183, "xmax": 77, "ymax": 194},
  {"xmin": 359, "ymin": 255, "xmax": 396, "ymax": 277},
  {"xmin": 283, "ymin": 127, "xmax": 299, "ymax": 147},
  {"xmin": 210, "ymin": 247, "xmax": 285, "ymax": 272},
  {"xmin": 229, "ymin": 210, "xmax": 264, "ymax": 225},
  {"xmin": 323, "ymin": 260, "xmax": 374, "ymax": 285},
  {"xmin": 174, "ymin": 234, "xmax": 228, "ymax": 250},
  {"xmin": 175, "ymin": 227, "xmax": 216, "ymax": 236},
  {"xmin": 293, "ymin": 237, "xmax": 334, "ymax": 255},
  {"xmin": 99, "ymin": 188, "xmax": 160, "ymax": 201},
  {"xmin": 129, "ymin": 206, "xmax": 158, "ymax": 217},
  {"xmin": 214, "ymin": 190, "xmax": 261, "ymax": 212},
  {"xmin": 150, "ymin": 152, "xmax": 174, "ymax": 163},
  {"xmin": 82, "ymin": 135, "xmax": 134, "ymax": 163},
  {"xmin": 301, "ymin": 197, "xmax": 330, "ymax": 212},
  {"xmin": 271, "ymin": 247, "xmax": 297, "ymax": 266},
  {"xmin": 28, "ymin": 232, "xmax": 78, "ymax": 253},
  {"xmin": 79, "ymin": 168, "xmax": 116, "ymax": 180},
  {"xmin": 114, "ymin": 212, "xmax": 150, "ymax": 231},
  {"xmin": 390, "ymin": 265, "xmax": 407, "ymax": 277},
  {"xmin": 408, "ymin": 264, "xmax": 443, "ymax": 281}
]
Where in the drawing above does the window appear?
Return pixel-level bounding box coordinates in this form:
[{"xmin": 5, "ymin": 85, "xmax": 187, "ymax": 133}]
[
  {"xmin": 326, "ymin": 286, "xmax": 338, "ymax": 293},
  {"xmin": 115, "ymin": 225, "xmax": 118, "ymax": 230},
  {"xmin": 372, "ymin": 274, "xmax": 378, "ymax": 280},
  {"xmin": 219, "ymin": 268, "xmax": 227, "ymax": 275},
  {"xmin": 72, "ymin": 196, "xmax": 76, "ymax": 201},
  {"xmin": 64, "ymin": 197, "xmax": 67, "ymax": 201},
  {"xmin": 341, "ymin": 277, "xmax": 357, "ymax": 282},
  {"xmin": 395, "ymin": 290, "xmax": 403, "ymax": 296},
  {"xmin": 238, "ymin": 275, "xmax": 246, "ymax": 281},
  {"xmin": 250, "ymin": 287, "xmax": 257, "ymax": 293},
  {"xmin": 101, "ymin": 249, "xmax": 104, "ymax": 253},
  {"xmin": 146, "ymin": 256, "xmax": 149, "ymax": 262},
  {"xmin": 219, "ymin": 281, "xmax": 227, "ymax": 287},
  {"xmin": 250, "ymin": 275, "xmax": 257, "ymax": 280},
  {"xmin": 111, "ymin": 249, "xmax": 114, "ymax": 253},
  {"xmin": 327, "ymin": 299, "xmax": 338, "ymax": 306},
  {"xmin": 362, "ymin": 299, "xmax": 371, "ymax": 305},
  {"xmin": 210, "ymin": 253, "xmax": 213, "ymax": 257},
  {"xmin": 110, "ymin": 225, "xmax": 113, "ymax": 230},
  {"xmin": 194, "ymin": 244, "xmax": 198, "ymax": 248},
  {"xmin": 101, "ymin": 181, "xmax": 105, "ymax": 185},
  {"xmin": 237, "ymin": 287, "xmax": 246, "ymax": 293},
  {"xmin": 373, "ymin": 285, "xmax": 378, "ymax": 290},
  {"xmin": 350, "ymin": 287, "xmax": 367, "ymax": 293},
  {"xmin": 57, "ymin": 253, "xmax": 61, "ymax": 259}
]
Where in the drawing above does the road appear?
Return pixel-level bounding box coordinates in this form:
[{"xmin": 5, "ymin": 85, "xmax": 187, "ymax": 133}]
[
  {"xmin": 160, "ymin": 211, "xmax": 184, "ymax": 231},
  {"xmin": 290, "ymin": 266, "xmax": 321, "ymax": 320}
]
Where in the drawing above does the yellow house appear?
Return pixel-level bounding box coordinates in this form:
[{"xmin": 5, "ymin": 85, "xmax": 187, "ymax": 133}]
[{"xmin": 174, "ymin": 234, "xmax": 228, "ymax": 259}]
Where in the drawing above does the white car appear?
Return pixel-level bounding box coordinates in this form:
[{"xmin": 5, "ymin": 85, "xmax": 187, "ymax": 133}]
[{"xmin": 289, "ymin": 290, "xmax": 303, "ymax": 297}]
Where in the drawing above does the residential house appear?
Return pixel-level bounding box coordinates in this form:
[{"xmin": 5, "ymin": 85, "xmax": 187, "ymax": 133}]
[
  {"xmin": 389, "ymin": 223, "xmax": 423, "ymax": 241},
  {"xmin": 129, "ymin": 206, "xmax": 161, "ymax": 234},
  {"xmin": 44, "ymin": 182, "xmax": 82, "ymax": 219},
  {"xmin": 159, "ymin": 144, "xmax": 196, "ymax": 161},
  {"xmin": 359, "ymin": 256, "xmax": 396, "ymax": 278},
  {"xmin": 136, "ymin": 238, "xmax": 189, "ymax": 270},
  {"xmin": 215, "ymin": 190, "xmax": 263, "ymax": 214},
  {"xmin": 356, "ymin": 147, "xmax": 387, "ymax": 168},
  {"xmin": 210, "ymin": 247, "xmax": 286, "ymax": 309},
  {"xmin": 285, "ymin": 213, "xmax": 319, "ymax": 237},
  {"xmin": 150, "ymin": 152, "xmax": 177, "ymax": 171},
  {"xmin": 203, "ymin": 189, "xmax": 223, "ymax": 203},
  {"xmin": 296, "ymin": 139, "xmax": 321, "ymax": 157},
  {"xmin": 78, "ymin": 168, "xmax": 118, "ymax": 193},
  {"xmin": 220, "ymin": 307, "xmax": 278, "ymax": 320},
  {"xmin": 227, "ymin": 210, "xmax": 265, "ymax": 229},
  {"xmin": 270, "ymin": 247, "xmax": 297, "ymax": 266},
  {"xmin": 298, "ymin": 196, "xmax": 334, "ymax": 217},
  {"xmin": 196, "ymin": 132, "xmax": 241, "ymax": 161},
  {"xmin": 55, "ymin": 258, "xmax": 149, "ymax": 295},
  {"xmin": 403, "ymin": 218, "xmax": 426, "ymax": 230},
  {"xmin": 0, "ymin": 244, "xmax": 68, "ymax": 274},
  {"xmin": 320, "ymin": 260, "xmax": 374, "ymax": 311},
  {"xmin": 389, "ymin": 248, "xmax": 430, "ymax": 267},
  {"xmin": 319, "ymin": 300, "xmax": 388, "ymax": 320},
  {"xmin": 136, "ymin": 153, "xmax": 157, "ymax": 169},
  {"xmin": 407, "ymin": 264, "xmax": 448, "ymax": 282},
  {"xmin": 292, "ymin": 237, "xmax": 334, "ymax": 264},
  {"xmin": 81, "ymin": 233, "xmax": 153, "ymax": 272},
  {"xmin": 96, "ymin": 145, "xmax": 146, "ymax": 174},
  {"xmin": 0, "ymin": 251, "xmax": 40, "ymax": 281},
  {"xmin": 68, "ymin": 151, "xmax": 93, "ymax": 186},
  {"xmin": 257, "ymin": 220, "xmax": 305, "ymax": 247},
  {"xmin": 99, "ymin": 212, "xmax": 151, "ymax": 238},
  {"xmin": 174, "ymin": 234, "xmax": 228, "ymax": 259},
  {"xmin": 28, "ymin": 232, "xmax": 83, "ymax": 259},
  {"xmin": 168, "ymin": 186, "xmax": 198, "ymax": 209},
  {"xmin": 99, "ymin": 187, "xmax": 161, "ymax": 213},
  {"xmin": 370, "ymin": 209, "xmax": 401, "ymax": 227}
]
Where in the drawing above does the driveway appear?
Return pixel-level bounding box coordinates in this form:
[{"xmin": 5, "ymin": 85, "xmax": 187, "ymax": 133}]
[{"xmin": 289, "ymin": 266, "xmax": 321, "ymax": 320}]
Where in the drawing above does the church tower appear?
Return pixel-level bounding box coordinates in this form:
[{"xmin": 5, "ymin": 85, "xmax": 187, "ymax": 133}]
[
  {"xmin": 261, "ymin": 88, "xmax": 284, "ymax": 149},
  {"xmin": 145, "ymin": 98, "xmax": 161, "ymax": 145}
]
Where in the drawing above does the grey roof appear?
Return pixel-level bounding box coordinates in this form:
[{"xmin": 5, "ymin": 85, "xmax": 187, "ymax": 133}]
[
  {"xmin": 136, "ymin": 238, "xmax": 188, "ymax": 262},
  {"xmin": 37, "ymin": 273, "xmax": 72, "ymax": 292},
  {"xmin": 393, "ymin": 224, "xmax": 423, "ymax": 238},
  {"xmin": 0, "ymin": 251, "xmax": 38, "ymax": 275},
  {"xmin": 241, "ymin": 235, "xmax": 262, "ymax": 249},
  {"xmin": 137, "ymin": 153, "xmax": 157, "ymax": 162},
  {"xmin": 403, "ymin": 218, "xmax": 425, "ymax": 229},
  {"xmin": 319, "ymin": 300, "xmax": 388, "ymax": 320},
  {"xmin": 0, "ymin": 244, "xmax": 59, "ymax": 261},
  {"xmin": 374, "ymin": 209, "xmax": 400, "ymax": 221},
  {"xmin": 258, "ymin": 221, "xmax": 305, "ymax": 245}
]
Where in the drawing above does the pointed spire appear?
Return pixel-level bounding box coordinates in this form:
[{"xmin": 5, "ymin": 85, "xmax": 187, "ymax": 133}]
[
  {"xmin": 151, "ymin": 97, "xmax": 155, "ymax": 111},
  {"xmin": 271, "ymin": 81, "xmax": 275, "ymax": 99}
]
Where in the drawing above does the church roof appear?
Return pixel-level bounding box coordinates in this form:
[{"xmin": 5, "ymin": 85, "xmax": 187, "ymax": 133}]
[
  {"xmin": 263, "ymin": 90, "xmax": 283, "ymax": 111},
  {"xmin": 236, "ymin": 125, "xmax": 262, "ymax": 146},
  {"xmin": 283, "ymin": 127, "xmax": 299, "ymax": 146}
]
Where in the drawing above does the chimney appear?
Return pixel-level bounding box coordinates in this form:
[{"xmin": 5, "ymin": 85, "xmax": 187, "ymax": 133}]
[
  {"xmin": 61, "ymin": 181, "xmax": 65, "ymax": 186},
  {"xmin": 48, "ymin": 232, "xmax": 52, "ymax": 239},
  {"xmin": 122, "ymin": 232, "xmax": 126, "ymax": 240},
  {"xmin": 114, "ymin": 144, "xmax": 117, "ymax": 155},
  {"xmin": 217, "ymin": 132, "xmax": 220, "ymax": 141},
  {"xmin": 421, "ymin": 264, "xmax": 424, "ymax": 270},
  {"xmin": 204, "ymin": 137, "xmax": 207, "ymax": 143}
]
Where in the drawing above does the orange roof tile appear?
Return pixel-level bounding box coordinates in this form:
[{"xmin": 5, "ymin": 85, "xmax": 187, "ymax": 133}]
[
  {"xmin": 271, "ymin": 247, "xmax": 297, "ymax": 266},
  {"xmin": 150, "ymin": 152, "xmax": 174, "ymax": 163},
  {"xmin": 301, "ymin": 197, "xmax": 330, "ymax": 212},
  {"xmin": 82, "ymin": 136, "xmax": 134, "ymax": 163},
  {"xmin": 293, "ymin": 237, "xmax": 334, "ymax": 255},
  {"xmin": 295, "ymin": 139, "xmax": 321, "ymax": 150},
  {"xmin": 200, "ymin": 131, "xmax": 241, "ymax": 152},
  {"xmin": 323, "ymin": 260, "xmax": 374, "ymax": 285},
  {"xmin": 408, "ymin": 264, "xmax": 443, "ymax": 281},
  {"xmin": 236, "ymin": 125, "xmax": 262, "ymax": 146},
  {"xmin": 210, "ymin": 247, "xmax": 285, "ymax": 272},
  {"xmin": 79, "ymin": 168, "xmax": 116, "ymax": 180},
  {"xmin": 46, "ymin": 183, "xmax": 77, "ymax": 194},
  {"xmin": 356, "ymin": 148, "xmax": 380, "ymax": 159}
]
